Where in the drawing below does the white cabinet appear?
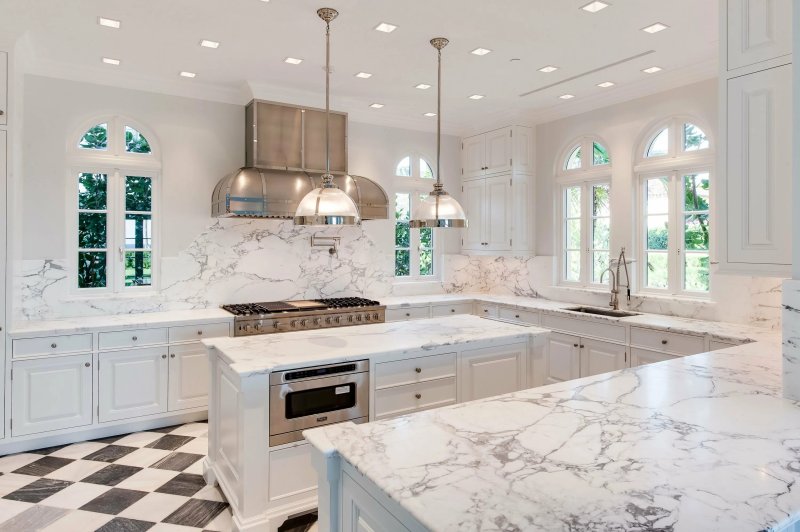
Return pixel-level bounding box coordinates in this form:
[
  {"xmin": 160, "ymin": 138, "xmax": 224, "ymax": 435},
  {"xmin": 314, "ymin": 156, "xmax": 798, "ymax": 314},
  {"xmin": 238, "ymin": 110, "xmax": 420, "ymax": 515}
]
[
  {"xmin": 11, "ymin": 354, "xmax": 93, "ymax": 436},
  {"xmin": 0, "ymin": 51, "xmax": 6, "ymax": 126},
  {"xmin": 341, "ymin": 472, "xmax": 409, "ymax": 532},
  {"xmin": 461, "ymin": 126, "xmax": 534, "ymax": 179},
  {"xmin": 580, "ymin": 338, "xmax": 627, "ymax": 378},
  {"xmin": 498, "ymin": 306, "xmax": 539, "ymax": 325},
  {"xmin": 169, "ymin": 343, "xmax": 210, "ymax": 411},
  {"xmin": 630, "ymin": 347, "xmax": 679, "ymax": 367},
  {"xmin": 630, "ymin": 327, "xmax": 706, "ymax": 356},
  {"xmin": 430, "ymin": 302, "xmax": 473, "ymax": 317},
  {"xmin": 710, "ymin": 339, "xmax": 742, "ymax": 351},
  {"xmin": 726, "ymin": 0, "xmax": 792, "ymax": 71},
  {"xmin": 459, "ymin": 343, "xmax": 526, "ymax": 402},
  {"xmin": 462, "ymin": 174, "xmax": 513, "ymax": 251},
  {"xmin": 544, "ymin": 333, "xmax": 581, "ymax": 384},
  {"xmin": 385, "ymin": 306, "xmax": 430, "ymax": 322},
  {"xmin": 462, "ymin": 135, "xmax": 487, "ymax": 179},
  {"xmin": 98, "ymin": 347, "xmax": 168, "ymax": 422}
]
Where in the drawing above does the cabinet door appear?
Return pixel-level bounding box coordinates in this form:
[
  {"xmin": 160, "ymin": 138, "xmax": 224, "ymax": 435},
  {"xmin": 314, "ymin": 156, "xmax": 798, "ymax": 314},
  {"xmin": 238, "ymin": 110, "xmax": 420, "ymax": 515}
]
[
  {"xmin": 484, "ymin": 175, "xmax": 511, "ymax": 251},
  {"xmin": 0, "ymin": 52, "xmax": 6, "ymax": 126},
  {"xmin": 460, "ymin": 343, "xmax": 526, "ymax": 402},
  {"xmin": 462, "ymin": 178, "xmax": 485, "ymax": 250},
  {"xmin": 484, "ymin": 127, "xmax": 512, "ymax": 175},
  {"xmin": 545, "ymin": 333, "xmax": 580, "ymax": 384},
  {"xmin": 462, "ymin": 135, "xmax": 486, "ymax": 179},
  {"xmin": 11, "ymin": 354, "xmax": 93, "ymax": 436},
  {"xmin": 726, "ymin": 64, "xmax": 792, "ymax": 267},
  {"xmin": 341, "ymin": 472, "xmax": 409, "ymax": 532},
  {"xmin": 99, "ymin": 348, "xmax": 168, "ymax": 422},
  {"xmin": 169, "ymin": 343, "xmax": 210, "ymax": 411},
  {"xmin": 727, "ymin": 0, "xmax": 792, "ymax": 70},
  {"xmin": 630, "ymin": 348, "xmax": 679, "ymax": 367},
  {"xmin": 580, "ymin": 338, "xmax": 627, "ymax": 378},
  {"xmin": 510, "ymin": 174, "xmax": 531, "ymax": 252},
  {"xmin": 0, "ymin": 130, "xmax": 4, "ymax": 437}
]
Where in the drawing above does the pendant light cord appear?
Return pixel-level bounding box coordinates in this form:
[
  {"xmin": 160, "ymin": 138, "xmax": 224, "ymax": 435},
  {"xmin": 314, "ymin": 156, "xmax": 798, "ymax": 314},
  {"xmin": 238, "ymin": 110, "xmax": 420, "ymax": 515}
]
[
  {"xmin": 436, "ymin": 45, "xmax": 442, "ymax": 190},
  {"xmin": 324, "ymin": 18, "xmax": 331, "ymax": 182}
]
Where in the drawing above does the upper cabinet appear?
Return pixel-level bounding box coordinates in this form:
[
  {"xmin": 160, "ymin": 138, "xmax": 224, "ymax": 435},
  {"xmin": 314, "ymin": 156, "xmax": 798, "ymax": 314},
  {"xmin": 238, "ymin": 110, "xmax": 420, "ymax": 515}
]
[
  {"xmin": 462, "ymin": 126, "xmax": 534, "ymax": 179},
  {"xmin": 726, "ymin": 0, "xmax": 792, "ymax": 71},
  {"xmin": 0, "ymin": 51, "xmax": 6, "ymax": 126}
]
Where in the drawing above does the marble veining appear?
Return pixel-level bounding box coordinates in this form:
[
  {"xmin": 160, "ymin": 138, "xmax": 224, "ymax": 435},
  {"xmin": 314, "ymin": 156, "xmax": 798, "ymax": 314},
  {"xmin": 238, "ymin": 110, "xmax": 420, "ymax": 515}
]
[
  {"xmin": 306, "ymin": 341, "xmax": 800, "ymax": 532},
  {"xmin": 782, "ymin": 279, "xmax": 800, "ymax": 401}
]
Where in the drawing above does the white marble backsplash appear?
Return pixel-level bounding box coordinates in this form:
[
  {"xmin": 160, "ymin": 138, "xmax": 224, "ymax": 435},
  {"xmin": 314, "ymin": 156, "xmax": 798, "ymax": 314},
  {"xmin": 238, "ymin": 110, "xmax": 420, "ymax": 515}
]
[{"xmin": 783, "ymin": 279, "xmax": 800, "ymax": 401}]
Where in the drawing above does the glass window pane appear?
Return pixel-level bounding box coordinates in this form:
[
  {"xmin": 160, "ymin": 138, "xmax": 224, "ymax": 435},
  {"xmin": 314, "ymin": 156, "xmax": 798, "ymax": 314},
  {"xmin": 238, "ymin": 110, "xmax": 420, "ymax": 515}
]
[
  {"xmin": 647, "ymin": 215, "xmax": 669, "ymax": 250},
  {"xmin": 592, "ymin": 218, "xmax": 610, "ymax": 249},
  {"xmin": 566, "ymin": 219, "xmax": 581, "ymax": 249},
  {"xmin": 395, "ymin": 157, "xmax": 411, "ymax": 177},
  {"xmin": 565, "ymin": 250, "xmax": 581, "ymax": 281},
  {"xmin": 592, "ymin": 252, "xmax": 609, "ymax": 284},
  {"xmin": 395, "ymin": 223, "xmax": 410, "ymax": 248},
  {"xmin": 420, "ymin": 159, "xmax": 434, "ymax": 179},
  {"xmin": 125, "ymin": 251, "xmax": 152, "ymax": 287},
  {"xmin": 592, "ymin": 184, "xmax": 610, "ymax": 217},
  {"xmin": 395, "ymin": 193, "xmax": 410, "ymax": 222},
  {"xmin": 646, "ymin": 178, "xmax": 669, "ymax": 214},
  {"xmin": 125, "ymin": 126, "xmax": 152, "ymax": 154},
  {"xmin": 683, "ymin": 173, "xmax": 710, "ymax": 212},
  {"xmin": 646, "ymin": 127, "xmax": 669, "ymax": 157},
  {"xmin": 419, "ymin": 249, "xmax": 433, "ymax": 276},
  {"xmin": 646, "ymin": 252, "xmax": 669, "ymax": 289},
  {"xmin": 565, "ymin": 186, "xmax": 581, "ymax": 218},
  {"xmin": 78, "ymin": 212, "xmax": 107, "ymax": 249},
  {"xmin": 125, "ymin": 214, "xmax": 152, "ymax": 250},
  {"xmin": 395, "ymin": 250, "xmax": 410, "ymax": 277},
  {"xmin": 684, "ymin": 253, "xmax": 710, "ymax": 291},
  {"xmin": 125, "ymin": 176, "xmax": 153, "ymax": 211},
  {"xmin": 565, "ymin": 146, "xmax": 582, "ymax": 170},
  {"xmin": 684, "ymin": 123, "xmax": 709, "ymax": 151},
  {"xmin": 78, "ymin": 251, "xmax": 107, "ymax": 288},
  {"xmin": 79, "ymin": 123, "xmax": 108, "ymax": 150},
  {"xmin": 420, "ymin": 227, "xmax": 432, "ymax": 248},
  {"xmin": 684, "ymin": 214, "xmax": 710, "ymax": 251},
  {"xmin": 592, "ymin": 142, "xmax": 610, "ymax": 165},
  {"xmin": 78, "ymin": 173, "xmax": 107, "ymax": 210}
]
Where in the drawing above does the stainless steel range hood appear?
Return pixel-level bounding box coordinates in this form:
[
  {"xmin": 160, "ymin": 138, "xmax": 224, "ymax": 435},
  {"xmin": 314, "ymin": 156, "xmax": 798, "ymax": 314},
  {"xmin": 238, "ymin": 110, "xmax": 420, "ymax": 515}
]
[{"xmin": 212, "ymin": 100, "xmax": 389, "ymax": 220}]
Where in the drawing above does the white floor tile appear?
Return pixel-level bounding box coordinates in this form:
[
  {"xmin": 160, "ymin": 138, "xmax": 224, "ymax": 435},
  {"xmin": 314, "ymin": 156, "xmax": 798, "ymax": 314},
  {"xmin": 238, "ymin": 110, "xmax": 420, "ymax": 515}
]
[
  {"xmin": 0, "ymin": 505, "xmax": 69, "ymax": 532},
  {"xmin": 115, "ymin": 467, "xmax": 179, "ymax": 492},
  {"xmin": 168, "ymin": 424, "xmax": 209, "ymax": 438},
  {"xmin": 182, "ymin": 459, "xmax": 204, "ymax": 476},
  {"xmin": 49, "ymin": 441, "xmax": 107, "ymax": 460},
  {"xmin": 44, "ymin": 459, "xmax": 107, "ymax": 482},
  {"xmin": 40, "ymin": 482, "xmax": 111, "ymax": 510},
  {"xmin": 0, "ymin": 473, "xmax": 39, "ymax": 497},
  {"xmin": 0, "ymin": 499, "xmax": 34, "ymax": 524},
  {"xmin": 174, "ymin": 438, "xmax": 208, "ymax": 455},
  {"xmin": 204, "ymin": 507, "xmax": 232, "ymax": 531},
  {"xmin": 0, "ymin": 453, "xmax": 43, "ymax": 473},
  {"xmin": 192, "ymin": 484, "xmax": 225, "ymax": 502},
  {"xmin": 114, "ymin": 447, "xmax": 172, "ymax": 468},
  {"xmin": 119, "ymin": 492, "xmax": 188, "ymax": 522},
  {"xmin": 41, "ymin": 509, "xmax": 114, "ymax": 531},
  {"xmin": 149, "ymin": 522, "xmax": 203, "ymax": 531},
  {"xmin": 114, "ymin": 431, "xmax": 164, "ymax": 448}
]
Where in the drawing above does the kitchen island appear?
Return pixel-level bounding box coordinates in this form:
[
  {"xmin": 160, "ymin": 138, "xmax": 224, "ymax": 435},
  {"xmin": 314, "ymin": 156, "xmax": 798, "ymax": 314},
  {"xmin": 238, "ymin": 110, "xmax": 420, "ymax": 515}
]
[
  {"xmin": 305, "ymin": 338, "xmax": 800, "ymax": 532},
  {"xmin": 201, "ymin": 315, "xmax": 550, "ymax": 532}
]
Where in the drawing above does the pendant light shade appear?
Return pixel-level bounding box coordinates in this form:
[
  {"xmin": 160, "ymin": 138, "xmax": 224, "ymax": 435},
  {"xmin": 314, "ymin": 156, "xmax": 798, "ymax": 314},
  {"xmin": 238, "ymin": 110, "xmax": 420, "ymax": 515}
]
[
  {"xmin": 409, "ymin": 37, "xmax": 467, "ymax": 229},
  {"xmin": 294, "ymin": 7, "xmax": 361, "ymax": 226}
]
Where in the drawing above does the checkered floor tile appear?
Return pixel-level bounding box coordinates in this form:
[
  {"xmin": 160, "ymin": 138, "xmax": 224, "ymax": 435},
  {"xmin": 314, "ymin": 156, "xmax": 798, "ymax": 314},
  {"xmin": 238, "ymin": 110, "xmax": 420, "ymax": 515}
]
[{"xmin": 0, "ymin": 422, "xmax": 319, "ymax": 531}]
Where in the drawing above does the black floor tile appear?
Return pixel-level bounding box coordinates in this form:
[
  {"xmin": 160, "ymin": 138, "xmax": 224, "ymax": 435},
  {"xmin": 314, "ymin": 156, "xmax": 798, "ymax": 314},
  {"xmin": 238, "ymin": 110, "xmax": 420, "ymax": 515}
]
[
  {"xmin": 150, "ymin": 452, "xmax": 203, "ymax": 472},
  {"xmin": 145, "ymin": 435, "xmax": 194, "ymax": 451},
  {"xmin": 84, "ymin": 445, "xmax": 138, "ymax": 463},
  {"xmin": 278, "ymin": 511, "xmax": 318, "ymax": 532},
  {"xmin": 155, "ymin": 473, "xmax": 206, "ymax": 497},
  {"xmin": 92, "ymin": 434, "xmax": 126, "ymax": 445},
  {"xmin": 149, "ymin": 425, "xmax": 183, "ymax": 434},
  {"xmin": 13, "ymin": 456, "xmax": 74, "ymax": 476},
  {"xmin": 163, "ymin": 499, "xmax": 228, "ymax": 528},
  {"xmin": 80, "ymin": 488, "xmax": 148, "ymax": 515},
  {"xmin": 82, "ymin": 464, "xmax": 143, "ymax": 486},
  {"xmin": 29, "ymin": 444, "xmax": 69, "ymax": 455},
  {"xmin": 3, "ymin": 478, "xmax": 73, "ymax": 503},
  {"xmin": 95, "ymin": 516, "xmax": 155, "ymax": 532}
]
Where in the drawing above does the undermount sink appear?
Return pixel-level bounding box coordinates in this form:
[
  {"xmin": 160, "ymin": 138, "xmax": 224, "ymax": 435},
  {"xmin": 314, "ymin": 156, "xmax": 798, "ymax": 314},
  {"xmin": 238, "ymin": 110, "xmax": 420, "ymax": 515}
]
[{"xmin": 565, "ymin": 306, "xmax": 641, "ymax": 318}]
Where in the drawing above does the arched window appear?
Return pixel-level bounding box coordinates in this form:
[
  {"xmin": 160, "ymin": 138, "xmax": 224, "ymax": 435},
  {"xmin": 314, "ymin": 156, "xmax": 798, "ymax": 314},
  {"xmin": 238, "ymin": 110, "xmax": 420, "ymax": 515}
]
[
  {"xmin": 394, "ymin": 154, "xmax": 437, "ymax": 279},
  {"xmin": 70, "ymin": 116, "xmax": 160, "ymax": 293},
  {"xmin": 395, "ymin": 154, "xmax": 435, "ymax": 179},
  {"xmin": 635, "ymin": 117, "xmax": 713, "ymax": 296},
  {"xmin": 557, "ymin": 136, "xmax": 612, "ymax": 287}
]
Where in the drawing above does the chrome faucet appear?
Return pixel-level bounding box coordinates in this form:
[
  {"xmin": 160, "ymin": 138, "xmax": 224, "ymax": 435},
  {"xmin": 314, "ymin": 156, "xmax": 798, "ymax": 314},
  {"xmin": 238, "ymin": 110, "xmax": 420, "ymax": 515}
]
[
  {"xmin": 601, "ymin": 247, "xmax": 632, "ymax": 311},
  {"xmin": 600, "ymin": 268, "xmax": 619, "ymax": 310}
]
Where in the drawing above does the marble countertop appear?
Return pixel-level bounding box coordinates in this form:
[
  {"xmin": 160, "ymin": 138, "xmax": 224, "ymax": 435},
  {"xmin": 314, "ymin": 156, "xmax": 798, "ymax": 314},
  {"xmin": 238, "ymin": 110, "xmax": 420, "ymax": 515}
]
[
  {"xmin": 305, "ymin": 340, "xmax": 800, "ymax": 532},
  {"xmin": 202, "ymin": 314, "xmax": 549, "ymax": 377}
]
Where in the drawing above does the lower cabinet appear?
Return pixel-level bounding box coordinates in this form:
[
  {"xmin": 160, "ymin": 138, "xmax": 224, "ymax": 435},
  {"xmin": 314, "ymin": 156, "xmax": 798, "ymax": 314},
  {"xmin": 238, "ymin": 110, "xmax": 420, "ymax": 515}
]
[
  {"xmin": 630, "ymin": 348, "xmax": 679, "ymax": 367},
  {"xmin": 460, "ymin": 343, "xmax": 526, "ymax": 402},
  {"xmin": 544, "ymin": 333, "xmax": 581, "ymax": 384},
  {"xmin": 99, "ymin": 347, "xmax": 168, "ymax": 422},
  {"xmin": 341, "ymin": 471, "xmax": 409, "ymax": 532},
  {"xmin": 580, "ymin": 338, "xmax": 627, "ymax": 378},
  {"xmin": 11, "ymin": 354, "xmax": 93, "ymax": 436},
  {"xmin": 168, "ymin": 343, "xmax": 210, "ymax": 411}
]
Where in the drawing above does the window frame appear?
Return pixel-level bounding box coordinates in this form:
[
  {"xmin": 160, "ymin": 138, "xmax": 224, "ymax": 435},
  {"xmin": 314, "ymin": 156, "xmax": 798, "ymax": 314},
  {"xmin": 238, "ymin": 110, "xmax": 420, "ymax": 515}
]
[
  {"xmin": 559, "ymin": 136, "xmax": 611, "ymax": 175},
  {"xmin": 636, "ymin": 116, "xmax": 713, "ymax": 168},
  {"xmin": 393, "ymin": 190, "xmax": 438, "ymax": 282}
]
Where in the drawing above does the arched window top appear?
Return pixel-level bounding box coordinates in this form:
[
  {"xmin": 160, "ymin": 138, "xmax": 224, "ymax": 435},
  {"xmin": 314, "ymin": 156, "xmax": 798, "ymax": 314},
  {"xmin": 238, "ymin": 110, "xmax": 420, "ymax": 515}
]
[
  {"xmin": 565, "ymin": 145, "xmax": 582, "ymax": 170},
  {"xmin": 639, "ymin": 117, "xmax": 712, "ymax": 163},
  {"xmin": 592, "ymin": 142, "xmax": 610, "ymax": 166},
  {"xmin": 125, "ymin": 126, "xmax": 152, "ymax": 154},
  {"xmin": 79, "ymin": 123, "xmax": 109, "ymax": 151},
  {"xmin": 71, "ymin": 116, "xmax": 160, "ymax": 168},
  {"xmin": 559, "ymin": 136, "xmax": 611, "ymax": 176},
  {"xmin": 683, "ymin": 122, "xmax": 709, "ymax": 152},
  {"xmin": 395, "ymin": 154, "xmax": 435, "ymax": 180}
]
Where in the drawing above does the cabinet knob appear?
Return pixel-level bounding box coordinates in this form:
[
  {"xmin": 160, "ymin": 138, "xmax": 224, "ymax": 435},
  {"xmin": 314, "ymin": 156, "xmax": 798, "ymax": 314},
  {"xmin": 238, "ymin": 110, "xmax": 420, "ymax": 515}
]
[
  {"xmin": 515, "ymin": 314, "xmax": 520, "ymax": 319},
  {"xmin": 661, "ymin": 339, "xmax": 668, "ymax": 345},
  {"xmin": 405, "ymin": 312, "xmax": 411, "ymax": 317},
  {"xmin": 0, "ymin": 110, "xmax": 4, "ymax": 116},
  {"xmin": 580, "ymin": 345, "xmax": 585, "ymax": 348},
  {"xmin": 51, "ymin": 343, "xmax": 57, "ymax": 349},
  {"xmin": 415, "ymin": 393, "xmax": 422, "ymax": 400},
  {"xmin": 84, "ymin": 362, "xmax": 90, "ymax": 367},
  {"xmin": 197, "ymin": 330, "xmax": 203, "ymax": 335},
  {"xmin": 451, "ymin": 309, "xmax": 455, "ymax": 313},
  {"xmin": 483, "ymin": 309, "xmax": 488, "ymax": 313},
  {"xmin": 574, "ymin": 343, "xmax": 579, "ymax": 347},
  {"xmin": 161, "ymin": 354, "xmax": 167, "ymax": 359},
  {"xmin": 132, "ymin": 336, "xmax": 138, "ymax": 341},
  {"xmin": 415, "ymin": 367, "xmax": 422, "ymax": 374},
  {"xmin": 170, "ymin": 354, "xmax": 176, "ymax": 358}
]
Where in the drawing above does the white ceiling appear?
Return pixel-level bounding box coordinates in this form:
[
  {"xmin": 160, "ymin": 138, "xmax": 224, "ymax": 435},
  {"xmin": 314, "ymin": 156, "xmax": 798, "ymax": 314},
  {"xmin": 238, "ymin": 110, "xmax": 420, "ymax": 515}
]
[{"xmin": 2, "ymin": 0, "xmax": 718, "ymax": 135}]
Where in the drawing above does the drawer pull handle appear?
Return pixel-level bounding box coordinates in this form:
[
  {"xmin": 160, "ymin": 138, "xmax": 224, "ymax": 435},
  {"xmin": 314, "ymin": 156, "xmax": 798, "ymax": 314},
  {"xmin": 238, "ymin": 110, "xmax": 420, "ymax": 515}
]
[
  {"xmin": 515, "ymin": 314, "xmax": 520, "ymax": 319},
  {"xmin": 451, "ymin": 309, "xmax": 455, "ymax": 313},
  {"xmin": 573, "ymin": 343, "xmax": 579, "ymax": 348},
  {"xmin": 405, "ymin": 313, "xmax": 411, "ymax": 317},
  {"xmin": 132, "ymin": 336, "xmax": 138, "ymax": 341},
  {"xmin": 197, "ymin": 330, "xmax": 203, "ymax": 335},
  {"xmin": 415, "ymin": 393, "xmax": 422, "ymax": 399},
  {"xmin": 161, "ymin": 354, "xmax": 167, "ymax": 359},
  {"xmin": 415, "ymin": 367, "xmax": 422, "ymax": 374},
  {"xmin": 661, "ymin": 340, "xmax": 668, "ymax": 345},
  {"xmin": 51, "ymin": 343, "xmax": 57, "ymax": 349},
  {"xmin": 170, "ymin": 354, "xmax": 176, "ymax": 358},
  {"xmin": 483, "ymin": 309, "xmax": 488, "ymax": 313},
  {"xmin": 84, "ymin": 362, "xmax": 90, "ymax": 367},
  {"xmin": 580, "ymin": 345, "xmax": 585, "ymax": 349}
]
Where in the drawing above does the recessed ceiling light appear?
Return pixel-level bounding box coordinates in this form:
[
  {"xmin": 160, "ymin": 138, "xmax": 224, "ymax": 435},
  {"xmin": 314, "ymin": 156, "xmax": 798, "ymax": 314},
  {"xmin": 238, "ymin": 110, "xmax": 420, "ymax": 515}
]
[
  {"xmin": 423, "ymin": 112, "xmax": 437, "ymax": 117},
  {"xmin": 642, "ymin": 22, "xmax": 669, "ymax": 34},
  {"xmin": 597, "ymin": 81, "xmax": 615, "ymax": 88},
  {"xmin": 102, "ymin": 57, "xmax": 120, "ymax": 66},
  {"xmin": 469, "ymin": 94, "xmax": 485, "ymax": 100},
  {"xmin": 284, "ymin": 57, "xmax": 303, "ymax": 65},
  {"xmin": 200, "ymin": 39, "xmax": 220, "ymax": 49},
  {"xmin": 470, "ymin": 48, "xmax": 492, "ymax": 56},
  {"xmin": 369, "ymin": 103, "xmax": 384, "ymax": 109},
  {"xmin": 581, "ymin": 1, "xmax": 610, "ymax": 13},
  {"xmin": 642, "ymin": 66, "xmax": 662, "ymax": 74},
  {"xmin": 97, "ymin": 17, "xmax": 121, "ymax": 29},
  {"xmin": 374, "ymin": 22, "xmax": 397, "ymax": 33},
  {"xmin": 559, "ymin": 94, "xmax": 575, "ymax": 100},
  {"xmin": 180, "ymin": 71, "xmax": 196, "ymax": 78},
  {"xmin": 538, "ymin": 65, "xmax": 558, "ymax": 73},
  {"xmin": 355, "ymin": 72, "xmax": 372, "ymax": 79},
  {"xmin": 415, "ymin": 83, "xmax": 431, "ymax": 90}
]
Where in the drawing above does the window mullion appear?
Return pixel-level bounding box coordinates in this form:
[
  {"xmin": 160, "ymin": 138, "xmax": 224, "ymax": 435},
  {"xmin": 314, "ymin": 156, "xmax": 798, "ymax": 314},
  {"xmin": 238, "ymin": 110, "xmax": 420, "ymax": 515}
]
[
  {"xmin": 582, "ymin": 182, "xmax": 590, "ymax": 285},
  {"xmin": 670, "ymin": 171, "xmax": 680, "ymax": 294}
]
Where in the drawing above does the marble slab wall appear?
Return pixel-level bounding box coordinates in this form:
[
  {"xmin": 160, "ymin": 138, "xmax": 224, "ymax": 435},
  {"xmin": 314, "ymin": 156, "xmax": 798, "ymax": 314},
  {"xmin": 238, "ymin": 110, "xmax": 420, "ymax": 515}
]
[{"xmin": 783, "ymin": 280, "xmax": 800, "ymax": 400}]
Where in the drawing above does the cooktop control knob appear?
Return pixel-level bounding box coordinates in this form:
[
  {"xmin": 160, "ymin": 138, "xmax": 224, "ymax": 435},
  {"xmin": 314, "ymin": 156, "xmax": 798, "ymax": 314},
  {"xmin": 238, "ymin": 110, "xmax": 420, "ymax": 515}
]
[
  {"xmin": 347, "ymin": 315, "xmax": 353, "ymax": 323},
  {"xmin": 273, "ymin": 321, "xmax": 279, "ymax": 329},
  {"xmin": 300, "ymin": 319, "xmax": 308, "ymax": 327},
  {"xmin": 356, "ymin": 314, "xmax": 362, "ymax": 322},
  {"xmin": 325, "ymin": 317, "xmax": 332, "ymax": 325},
  {"xmin": 334, "ymin": 316, "xmax": 341, "ymax": 324},
  {"xmin": 365, "ymin": 314, "xmax": 371, "ymax": 321},
  {"xmin": 373, "ymin": 313, "xmax": 380, "ymax": 320},
  {"xmin": 313, "ymin": 318, "xmax": 321, "ymax": 325},
  {"xmin": 290, "ymin": 320, "xmax": 298, "ymax": 328}
]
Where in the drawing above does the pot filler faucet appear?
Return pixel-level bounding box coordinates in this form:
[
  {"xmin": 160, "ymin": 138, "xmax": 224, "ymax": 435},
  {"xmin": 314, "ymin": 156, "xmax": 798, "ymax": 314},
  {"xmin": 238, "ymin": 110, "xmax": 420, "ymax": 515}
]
[{"xmin": 600, "ymin": 247, "xmax": 631, "ymax": 311}]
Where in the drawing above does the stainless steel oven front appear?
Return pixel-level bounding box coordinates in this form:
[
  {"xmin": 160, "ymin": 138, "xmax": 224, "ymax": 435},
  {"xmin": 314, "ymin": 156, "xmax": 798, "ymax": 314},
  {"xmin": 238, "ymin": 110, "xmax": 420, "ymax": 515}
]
[{"xmin": 269, "ymin": 360, "xmax": 369, "ymax": 446}]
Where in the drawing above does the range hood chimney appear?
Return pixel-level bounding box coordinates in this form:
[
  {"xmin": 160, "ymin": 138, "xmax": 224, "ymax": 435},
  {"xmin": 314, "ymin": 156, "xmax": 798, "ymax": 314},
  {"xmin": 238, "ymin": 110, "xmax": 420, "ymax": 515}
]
[{"xmin": 211, "ymin": 100, "xmax": 389, "ymax": 220}]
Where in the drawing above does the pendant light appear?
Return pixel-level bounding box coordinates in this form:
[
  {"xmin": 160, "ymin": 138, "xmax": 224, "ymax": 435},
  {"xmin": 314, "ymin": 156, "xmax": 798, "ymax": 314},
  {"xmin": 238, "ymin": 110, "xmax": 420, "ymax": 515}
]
[
  {"xmin": 294, "ymin": 8, "xmax": 361, "ymax": 226},
  {"xmin": 409, "ymin": 38, "xmax": 467, "ymax": 229}
]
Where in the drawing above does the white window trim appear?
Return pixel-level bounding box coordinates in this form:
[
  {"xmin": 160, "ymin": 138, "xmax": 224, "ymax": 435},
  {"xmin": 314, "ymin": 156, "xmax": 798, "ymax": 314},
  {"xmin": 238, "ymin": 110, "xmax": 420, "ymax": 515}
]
[
  {"xmin": 557, "ymin": 135, "xmax": 612, "ymax": 178},
  {"xmin": 393, "ymin": 189, "xmax": 439, "ymax": 282},
  {"xmin": 635, "ymin": 116, "xmax": 714, "ymax": 172}
]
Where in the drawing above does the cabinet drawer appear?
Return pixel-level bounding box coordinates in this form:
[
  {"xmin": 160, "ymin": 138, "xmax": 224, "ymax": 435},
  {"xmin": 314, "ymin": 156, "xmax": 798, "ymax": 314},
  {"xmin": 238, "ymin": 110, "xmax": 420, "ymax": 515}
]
[
  {"xmin": 541, "ymin": 313, "xmax": 626, "ymax": 343},
  {"xmin": 498, "ymin": 306, "xmax": 539, "ymax": 325},
  {"xmin": 431, "ymin": 302, "xmax": 473, "ymax": 317},
  {"xmin": 169, "ymin": 322, "xmax": 230, "ymax": 343},
  {"xmin": 630, "ymin": 347, "xmax": 679, "ymax": 367},
  {"xmin": 13, "ymin": 334, "xmax": 93, "ymax": 358},
  {"xmin": 475, "ymin": 303, "xmax": 498, "ymax": 318},
  {"xmin": 630, "ymin": 327, "xmax": 705, "ymax": 356},
  {"xmin": 99, "ymin": 327, "xmax": 168, "ymax": 350},
  {"xmin": 375, "ymin": 352, "xmax": 456, "ymax": 389},
  {"xmin": 385, "ymin": 306, "xmax": 430, "ymax": 322},
  {"xmin": 374, "ymin": 377, "xmax": 457, "ymax": 420},
  {"xmin": 709, "ymin": 339, "xmax": 741, "ymax": 351}
]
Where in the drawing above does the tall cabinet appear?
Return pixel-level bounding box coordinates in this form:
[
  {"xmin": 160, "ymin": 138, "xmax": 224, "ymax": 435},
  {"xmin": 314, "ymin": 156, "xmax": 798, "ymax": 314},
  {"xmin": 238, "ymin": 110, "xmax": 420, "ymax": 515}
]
[
  {"xmin": 717, "ymin": 0, "xmax": 793, "ymax": 275},
  {"xmin": 460, "ymin": 125, "xmax": 535, "ymax": 255},
  {"xmin": 0, "ymin": 49, "xmax": 9, "ymax": 440}
]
